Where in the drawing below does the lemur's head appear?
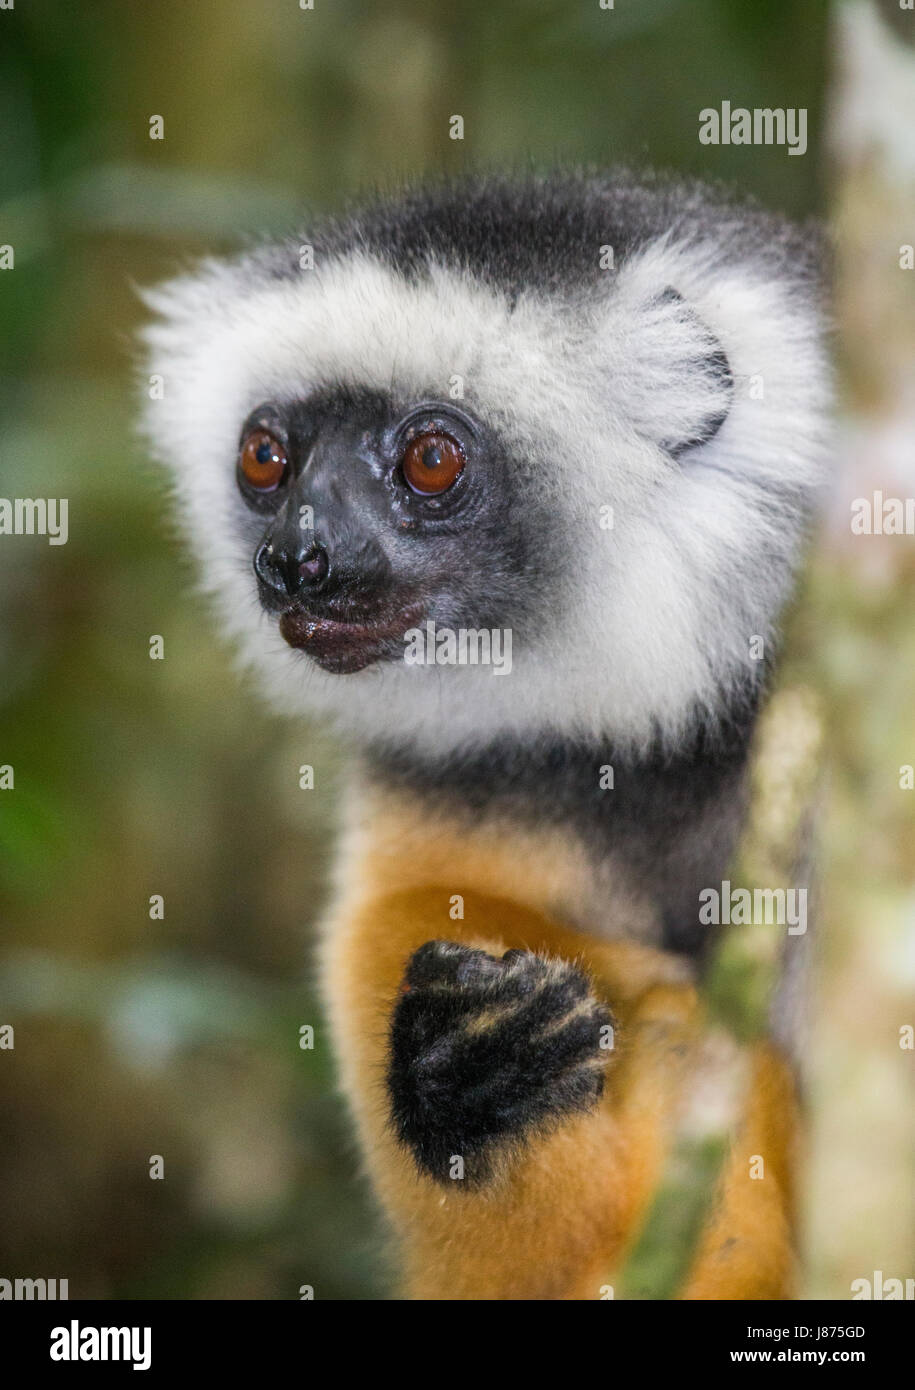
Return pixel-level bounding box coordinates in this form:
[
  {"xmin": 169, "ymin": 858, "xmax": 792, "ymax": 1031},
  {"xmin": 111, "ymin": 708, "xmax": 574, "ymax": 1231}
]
[{"xmin": 142, "ymin": 173, "xmax": 830, "ymax": 756}]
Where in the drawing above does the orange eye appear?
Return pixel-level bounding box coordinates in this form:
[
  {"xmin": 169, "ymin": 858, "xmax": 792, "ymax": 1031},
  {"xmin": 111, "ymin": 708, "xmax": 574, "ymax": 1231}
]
[
  {"xmin": 401, "ymin": 432, "xmax": 464, "ymax": 496},
  {"xmin": 239, "ymin": 429, "xmax": 288, "ymax": 492}
]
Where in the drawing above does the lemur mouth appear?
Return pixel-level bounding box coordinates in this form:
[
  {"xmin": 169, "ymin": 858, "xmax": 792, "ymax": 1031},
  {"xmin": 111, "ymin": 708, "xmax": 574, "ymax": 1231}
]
[{"xmin": 278, "ymin": 602, "xmax": 424, "ymax": 675}]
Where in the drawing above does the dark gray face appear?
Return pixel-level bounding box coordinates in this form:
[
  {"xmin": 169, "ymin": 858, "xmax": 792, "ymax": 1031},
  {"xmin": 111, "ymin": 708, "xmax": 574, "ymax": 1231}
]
[{"xmin": 234, "ymin": 387, "xmax": 543, "ymax": 674}]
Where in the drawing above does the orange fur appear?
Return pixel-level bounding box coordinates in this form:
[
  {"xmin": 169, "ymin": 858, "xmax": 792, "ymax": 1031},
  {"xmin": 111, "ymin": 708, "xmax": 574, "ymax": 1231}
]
[
  {"xmin": 680, "ymin": 1046, "xmax": 800, "ymax": 1299},
  {"xmin": 319, "ymin": 784, "xmax": 800, "ymax": 1300}
]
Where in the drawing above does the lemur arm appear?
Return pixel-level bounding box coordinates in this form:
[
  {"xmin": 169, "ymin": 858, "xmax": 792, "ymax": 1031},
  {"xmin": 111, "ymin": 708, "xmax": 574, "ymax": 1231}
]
[
  {"xmin": 678, "ymin": 1043, "xmax": 800, "ymax": 1300},
  {"xmin": 320, "ymin": 882, "xmax": 700, "ymax": 1300}
]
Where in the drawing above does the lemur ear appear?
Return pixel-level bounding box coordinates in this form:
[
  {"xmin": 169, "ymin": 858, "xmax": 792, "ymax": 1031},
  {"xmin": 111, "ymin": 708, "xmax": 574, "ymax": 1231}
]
[
  {"xmin": 613, "ymin": 284, "xmax": 734, "ymax": 460},
  {"xmin": 655, "ymin": 287, "xmax": 733, "ymax": 459}
]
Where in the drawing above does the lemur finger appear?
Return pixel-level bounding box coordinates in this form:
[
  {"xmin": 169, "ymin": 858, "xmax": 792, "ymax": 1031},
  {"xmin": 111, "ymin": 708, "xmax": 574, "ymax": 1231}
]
[{"xmin": 401, "ymin": 938, "xmax": 507, "ymax": 991}]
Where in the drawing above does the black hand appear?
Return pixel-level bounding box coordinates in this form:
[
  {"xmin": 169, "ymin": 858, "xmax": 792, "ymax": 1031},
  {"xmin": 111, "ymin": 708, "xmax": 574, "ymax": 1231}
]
[{"xmin": 387, "ymin": 939, "xmax": 614, "ymax": 1185}]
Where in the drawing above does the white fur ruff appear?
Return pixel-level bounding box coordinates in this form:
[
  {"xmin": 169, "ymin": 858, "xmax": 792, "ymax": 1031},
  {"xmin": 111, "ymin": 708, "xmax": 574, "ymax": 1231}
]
[{"xmin": 141, "ymin": 229, "xmax": 831, "ymax": 756}]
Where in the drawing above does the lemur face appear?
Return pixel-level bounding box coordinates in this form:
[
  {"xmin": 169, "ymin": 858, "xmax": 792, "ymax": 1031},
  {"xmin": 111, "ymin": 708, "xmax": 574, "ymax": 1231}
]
[
  {"xmin": 233, "ymin": 388, "xmax": 547, "ymax": 676},
  {"xmin": 141, "ymin": 176, "xmax": 829, "ymax": 754}
]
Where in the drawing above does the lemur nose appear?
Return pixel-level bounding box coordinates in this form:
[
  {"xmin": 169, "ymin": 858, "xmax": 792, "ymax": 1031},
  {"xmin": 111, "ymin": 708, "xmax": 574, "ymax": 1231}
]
[
  {"xmin": 298, "ymin": 545, "xmax": 329, "ymax": 585},
  {"xmin": 254, "ymin": 539, "xmax": 328, "ymax": 599}
]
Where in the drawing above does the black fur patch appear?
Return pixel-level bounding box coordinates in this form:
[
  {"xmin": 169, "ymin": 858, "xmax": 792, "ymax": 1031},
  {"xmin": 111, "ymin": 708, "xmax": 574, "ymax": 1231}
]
[
  {"xmin": 370, "ymin": 702, "xmax": 765, "ymax": 963},
  {"xmin": 387, "ymin": 940, "xmax": 613, "ymax": 1185},
  {"xmin": 255, "ymin": 169, "xmax": 826, "ymax": 305}
]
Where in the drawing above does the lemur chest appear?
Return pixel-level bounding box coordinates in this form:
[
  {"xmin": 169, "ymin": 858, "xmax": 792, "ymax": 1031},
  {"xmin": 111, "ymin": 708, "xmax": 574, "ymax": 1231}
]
[
  {"xmin": 358, "ymin": 735, "xmax": 751, "ymax": 960},
  {"xmin": 332, "ymin": 778, "xmax": 671, "ymax": 952}
]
